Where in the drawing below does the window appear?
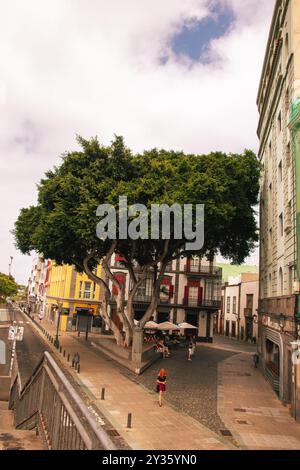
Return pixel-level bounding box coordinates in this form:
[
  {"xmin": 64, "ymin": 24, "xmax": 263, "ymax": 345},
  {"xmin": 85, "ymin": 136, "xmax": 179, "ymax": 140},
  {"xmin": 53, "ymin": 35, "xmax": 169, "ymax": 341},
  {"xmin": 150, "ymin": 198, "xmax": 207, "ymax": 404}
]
[
  {"xmin": 285, "ymin": 88, "xmax": 290, "ymax": 112},
  {"xmin": 226, "ymin": 296, "xmax": 230, "ymax": 314},
  {"xmin": 285, "ymin": 33, "xmax": 289, "ymax": 57},
  {"xmin": 269, "ymin": 228, "xmax": 273, "ymax": 247},
  {"xmin": 279, "ymin": 213, "xmax": 283, "ymax": 237},
  {"xmin": 278, "ymin": 161, "xmax": 282, "ymax": 182},
  {"xmin": 233, "ymin": 296, "xmax": 237, "ymax": 315},
  {"xmin": 92, "ymin": 282, "xmax": 96, "ymax": 299},
  {"xmin": 288, "ymin": 267, "xmax": 293, "ymax": 295},
  {"xmin": 188, "ymin": 287, "xmax": 198, "ymax": 307},
  {"xmin": 278, "ymin": 112, "xmax": 282, "ymax": 133},
  {"xmin": 79, "ymin": 281, "xmax": 83, "ymax": 299},
  {"xmin": 286, "ymin": 142, "xmax": 291, "ymax": 167},
  {"xmin": 83, "ymin": 282, "xmax": 91, "ymax": 299},
  {"xmin": 269, "ymin": 273, "xmax": 272, "ymax": 297},
  {"xmin": 285, "ymin": 200, "xmax": 292, "ymax": 232},
  {"xmin": 246, "ymin": 294, "xmax": 254, "ymax": 314}
]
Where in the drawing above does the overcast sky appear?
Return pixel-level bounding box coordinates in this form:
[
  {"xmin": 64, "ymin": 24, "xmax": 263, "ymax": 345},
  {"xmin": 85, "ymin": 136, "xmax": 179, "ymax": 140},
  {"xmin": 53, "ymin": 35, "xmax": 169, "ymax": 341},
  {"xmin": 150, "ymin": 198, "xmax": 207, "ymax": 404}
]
[{"xmin": 0, "ymin": 0, "xmax": 275, "ymax": 284}]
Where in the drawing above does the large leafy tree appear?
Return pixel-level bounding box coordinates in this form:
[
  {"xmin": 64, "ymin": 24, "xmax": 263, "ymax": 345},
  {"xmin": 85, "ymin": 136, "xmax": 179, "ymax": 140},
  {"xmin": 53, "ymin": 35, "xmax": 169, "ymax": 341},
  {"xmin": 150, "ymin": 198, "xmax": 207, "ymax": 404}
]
[
  {"xmin": 0, "ymin": 273, "xmax": 19, "ymax": 303},
  {"xmin": 14, "ymin": 135, "xmax": 260, "ymax": 347}
]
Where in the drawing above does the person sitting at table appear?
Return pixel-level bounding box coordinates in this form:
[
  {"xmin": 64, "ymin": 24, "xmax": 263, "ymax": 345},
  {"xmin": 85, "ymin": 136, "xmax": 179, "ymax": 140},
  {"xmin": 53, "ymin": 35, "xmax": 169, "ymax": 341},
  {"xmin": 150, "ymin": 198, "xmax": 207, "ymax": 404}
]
[{"xmin": 156, "ymin": 338, "xmax": 171, "ymax": 358}]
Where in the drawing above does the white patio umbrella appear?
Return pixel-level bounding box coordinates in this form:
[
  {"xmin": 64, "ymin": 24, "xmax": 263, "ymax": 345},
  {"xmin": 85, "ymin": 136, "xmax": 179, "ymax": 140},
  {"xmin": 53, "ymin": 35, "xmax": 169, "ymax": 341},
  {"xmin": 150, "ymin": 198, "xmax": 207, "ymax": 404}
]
[
  {"xmin": 157, "ymin": 321, "xmax": 180, "ymax": 331},
  {"xmin": 144, "ymin": 321, "xmax": 158, "ymax": 330},
  {"xmin": 178, "ymin": 322, "xmax": 198, "ymax": 330}
]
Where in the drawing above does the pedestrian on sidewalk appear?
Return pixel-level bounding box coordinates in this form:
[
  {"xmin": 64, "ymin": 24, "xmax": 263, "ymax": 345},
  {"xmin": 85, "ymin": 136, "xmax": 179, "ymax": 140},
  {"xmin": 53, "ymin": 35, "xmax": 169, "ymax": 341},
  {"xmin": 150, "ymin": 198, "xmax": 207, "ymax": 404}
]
[
  {"xmin": 188, "ymin": 339, "xmax": 194, "ymax": 361},
  {"xmin": 156, "ymin": 368, "xmax": 167, "ymax": 407}
]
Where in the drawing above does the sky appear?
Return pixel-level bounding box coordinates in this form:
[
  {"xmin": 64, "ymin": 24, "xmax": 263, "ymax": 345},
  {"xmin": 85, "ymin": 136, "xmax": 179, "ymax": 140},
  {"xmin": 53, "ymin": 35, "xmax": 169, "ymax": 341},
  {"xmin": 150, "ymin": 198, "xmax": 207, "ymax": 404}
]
[{"xmin": 0, "ymin": 0, "xmax": 275, "ymax": 284}]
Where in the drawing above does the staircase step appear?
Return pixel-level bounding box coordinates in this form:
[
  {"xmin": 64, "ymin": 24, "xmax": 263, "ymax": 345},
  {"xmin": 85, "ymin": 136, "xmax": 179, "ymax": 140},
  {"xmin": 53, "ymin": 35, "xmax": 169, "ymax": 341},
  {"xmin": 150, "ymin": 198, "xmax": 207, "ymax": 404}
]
[{"xmin": 0, "ymin": 401, "xmax": 43, "ymax": 450}]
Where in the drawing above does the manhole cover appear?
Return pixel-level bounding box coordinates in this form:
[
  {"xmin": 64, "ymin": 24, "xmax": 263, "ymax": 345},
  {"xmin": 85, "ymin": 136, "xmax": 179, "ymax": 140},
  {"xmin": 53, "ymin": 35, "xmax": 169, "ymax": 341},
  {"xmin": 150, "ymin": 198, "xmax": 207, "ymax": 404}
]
[
  {"xmin": 107, "ymin": 429, "xmax": 120, "ymax": 437},
  {"xmin": 220, "ymin": 429, "xmax": 233, "ymax": 437},
  {"xmin": 236, "ymin": 420, "xmax": 248, "ymax": 425},
  {"xmin": 234, "ymin": 408, "xmax": 246, "ymax": 412}
]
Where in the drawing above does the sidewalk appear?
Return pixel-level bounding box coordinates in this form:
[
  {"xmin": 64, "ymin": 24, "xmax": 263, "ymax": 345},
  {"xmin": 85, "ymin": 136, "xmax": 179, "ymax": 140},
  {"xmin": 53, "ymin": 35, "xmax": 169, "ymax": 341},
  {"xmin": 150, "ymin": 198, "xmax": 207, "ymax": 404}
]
[
  {"xmin": 199, "ymin": 335, "xmax": 257, "ymax": 355},
  {"xmin": 27, "ymin": 314, "xmax": 232, "ymax": 450},
  {"xmin": 217, "ymin": 352, "xmax": 300, "ymax": 450}
]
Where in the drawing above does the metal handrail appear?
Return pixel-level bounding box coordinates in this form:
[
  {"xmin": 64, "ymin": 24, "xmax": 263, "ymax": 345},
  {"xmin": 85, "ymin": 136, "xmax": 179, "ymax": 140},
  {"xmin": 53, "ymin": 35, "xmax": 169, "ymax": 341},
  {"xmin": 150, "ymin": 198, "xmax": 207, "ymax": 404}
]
[{"xmin": 9, "ymin": 352, "xmax": 116, "ymax": 450}]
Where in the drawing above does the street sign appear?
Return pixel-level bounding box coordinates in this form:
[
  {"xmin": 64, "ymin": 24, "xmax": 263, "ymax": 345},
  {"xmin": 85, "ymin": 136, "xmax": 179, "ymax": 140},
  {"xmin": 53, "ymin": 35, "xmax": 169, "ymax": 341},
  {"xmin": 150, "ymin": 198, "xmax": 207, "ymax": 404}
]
[{"xmin": 8, "ymin": 325, "xmax": 24, "ymax": 341}]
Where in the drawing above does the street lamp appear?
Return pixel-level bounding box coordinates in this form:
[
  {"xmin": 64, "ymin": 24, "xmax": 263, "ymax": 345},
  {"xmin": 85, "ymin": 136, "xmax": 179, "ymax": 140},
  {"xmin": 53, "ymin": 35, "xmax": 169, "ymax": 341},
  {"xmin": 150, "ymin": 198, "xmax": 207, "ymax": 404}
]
[{"xmin": 54, "ymin": 302, "xmax": 63, "ymax": 349}]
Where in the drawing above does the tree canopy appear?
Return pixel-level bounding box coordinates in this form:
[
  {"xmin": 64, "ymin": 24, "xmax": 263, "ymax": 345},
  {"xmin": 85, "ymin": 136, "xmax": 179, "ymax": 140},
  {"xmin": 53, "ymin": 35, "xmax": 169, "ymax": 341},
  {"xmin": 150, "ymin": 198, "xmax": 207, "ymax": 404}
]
[{"xmin": 14, "ymin": 135, "xmax": 260, "ymax": 346}]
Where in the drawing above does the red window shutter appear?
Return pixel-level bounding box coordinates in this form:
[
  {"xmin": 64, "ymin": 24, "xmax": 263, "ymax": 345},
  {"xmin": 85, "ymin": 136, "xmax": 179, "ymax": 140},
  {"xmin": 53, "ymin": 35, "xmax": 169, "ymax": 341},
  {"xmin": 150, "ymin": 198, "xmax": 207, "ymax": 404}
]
[
  {"xmin": 198, "ymin": 287, "xmax": 203, "ymax": 306},
  {"xmin": 112, "ymin": 273, "xmax": 125, "ymax": 295},
  {"xmin": 184, "ymin": 286, "xmax": 189, "ymax": 303},
  {"xmin": 169, "ymin": 285, "xmax": 174, "ymax": 299},
  {"xmin": 116, "ymin": 255, "xmax": 125, "ymax": 263},
  {"xmin": 186, "ymin": 259, "xmax": 191, "ymax": 271}
]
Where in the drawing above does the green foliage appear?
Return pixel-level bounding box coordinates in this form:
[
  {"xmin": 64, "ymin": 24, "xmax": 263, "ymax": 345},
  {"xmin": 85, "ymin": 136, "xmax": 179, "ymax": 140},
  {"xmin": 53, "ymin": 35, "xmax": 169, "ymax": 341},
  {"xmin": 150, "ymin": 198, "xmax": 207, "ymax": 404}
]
[
  {"xmin": 0, "ymin": 273, "xmax": 19, "ymax": 302},
  {"xmin": 13, "ymin": 135, "xmax": 260, "ymax": 267}
]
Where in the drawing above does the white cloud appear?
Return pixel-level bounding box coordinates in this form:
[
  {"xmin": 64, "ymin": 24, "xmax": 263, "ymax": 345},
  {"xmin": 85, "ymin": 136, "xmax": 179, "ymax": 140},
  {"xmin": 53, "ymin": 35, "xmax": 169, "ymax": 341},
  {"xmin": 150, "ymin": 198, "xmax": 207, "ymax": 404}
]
[{"xmin": 0, "ymin": 0, "xmax": 275, "ymax": 282}]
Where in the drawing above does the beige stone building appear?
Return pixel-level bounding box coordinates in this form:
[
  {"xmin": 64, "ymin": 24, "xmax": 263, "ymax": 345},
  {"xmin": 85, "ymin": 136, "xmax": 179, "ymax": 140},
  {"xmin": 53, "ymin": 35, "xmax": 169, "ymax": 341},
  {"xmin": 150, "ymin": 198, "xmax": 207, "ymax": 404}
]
[
  {"xmin": 258, "ymin": 0, "xmax": 300, "ymax": 420},
  {"xmin": 222, "ymin": 273, "xmax": 259, "ymax": 342}
]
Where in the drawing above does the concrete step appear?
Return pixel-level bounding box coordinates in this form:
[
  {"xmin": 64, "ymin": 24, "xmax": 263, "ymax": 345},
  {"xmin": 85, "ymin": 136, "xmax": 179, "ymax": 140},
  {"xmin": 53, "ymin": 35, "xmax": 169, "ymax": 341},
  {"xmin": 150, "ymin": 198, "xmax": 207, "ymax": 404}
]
[{"xmin": 0, "ymin": 401, "xmax": 43, "ymax": 450}]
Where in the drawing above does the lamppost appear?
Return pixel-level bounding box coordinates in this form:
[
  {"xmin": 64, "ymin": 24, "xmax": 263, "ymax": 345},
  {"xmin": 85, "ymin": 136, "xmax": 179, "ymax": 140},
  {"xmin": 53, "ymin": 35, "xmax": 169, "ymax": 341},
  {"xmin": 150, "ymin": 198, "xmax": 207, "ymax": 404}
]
[
  {"xmin": 8, "ymin": 256, "xmax": 13, "ymax": 277},
  {"xmin": 54, "ymin": 302, "xmax": 63, "ymax": 349},
  {"xmin": 85, "ymin": 308, "xmax": 93, "ymax": 342}
]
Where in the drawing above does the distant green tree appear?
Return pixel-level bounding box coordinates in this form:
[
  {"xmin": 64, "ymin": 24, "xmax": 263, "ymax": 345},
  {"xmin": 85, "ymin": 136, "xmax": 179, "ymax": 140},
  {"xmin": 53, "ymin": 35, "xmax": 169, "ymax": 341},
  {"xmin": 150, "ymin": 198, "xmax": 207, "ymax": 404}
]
[
  {"xmin": 0, "ymin": 273, "xmax": 19, "ymax": 303},
  {"xmin": 14, "ymin": 135, "xmax": 260, "ymax": 347}
]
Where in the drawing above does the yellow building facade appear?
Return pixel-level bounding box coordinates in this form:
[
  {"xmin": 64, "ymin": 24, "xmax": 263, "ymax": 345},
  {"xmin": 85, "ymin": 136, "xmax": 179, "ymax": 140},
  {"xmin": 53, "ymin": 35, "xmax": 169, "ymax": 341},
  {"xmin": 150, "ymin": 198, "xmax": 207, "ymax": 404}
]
[{"xmin": 45, "ymin": 262, "xmax": 103, "ymax": 332}]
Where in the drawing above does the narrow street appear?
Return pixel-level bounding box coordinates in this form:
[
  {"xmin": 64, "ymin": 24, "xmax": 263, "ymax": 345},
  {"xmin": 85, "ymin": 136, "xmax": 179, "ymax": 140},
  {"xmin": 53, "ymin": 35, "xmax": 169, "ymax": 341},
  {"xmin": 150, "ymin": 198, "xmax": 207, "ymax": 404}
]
[{"xmin": 12, "ymin": 309, "xmax": 51, "ymax": 386}]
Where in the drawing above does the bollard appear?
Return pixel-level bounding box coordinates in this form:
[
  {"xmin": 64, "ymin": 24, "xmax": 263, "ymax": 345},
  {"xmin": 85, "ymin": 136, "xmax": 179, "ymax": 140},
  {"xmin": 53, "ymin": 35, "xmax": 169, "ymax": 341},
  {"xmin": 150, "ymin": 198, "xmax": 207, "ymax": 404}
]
[
  {"xmin": 63, "ymin": 350, "xmax": 66, "ymax": 358},
  {"xmin": 72, "ymin": 360, "xmax": 75, "ymax": 368},
  {"xmin": 127, "ymin": 413, "xmax": 132, "ymax": 429},
  {"xmin": 67, "ymin": 354, "xmax": 70, "ymax": 362},
  {"xmin": 77, "ymin": 364, "xmax": 80, "ymax": 373},
  {"xmin": 101, "ymin": 388, "xmax": 105, "ymax": 400}
]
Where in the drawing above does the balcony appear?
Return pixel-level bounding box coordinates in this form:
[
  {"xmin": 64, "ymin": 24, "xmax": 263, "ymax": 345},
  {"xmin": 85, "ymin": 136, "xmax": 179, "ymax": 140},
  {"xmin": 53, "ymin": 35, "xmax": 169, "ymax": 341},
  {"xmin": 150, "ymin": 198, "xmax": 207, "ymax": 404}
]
[
  {"xmin": 259, "ymin": 295, "xmax": 296, "ymax": 317},
  {"xmin": 182, "ymin": 297, "xmax": 221, "ymax": 310},
  {"xmin": 184, "ymin": 265, "xmax": 222, "ymax": 277}
]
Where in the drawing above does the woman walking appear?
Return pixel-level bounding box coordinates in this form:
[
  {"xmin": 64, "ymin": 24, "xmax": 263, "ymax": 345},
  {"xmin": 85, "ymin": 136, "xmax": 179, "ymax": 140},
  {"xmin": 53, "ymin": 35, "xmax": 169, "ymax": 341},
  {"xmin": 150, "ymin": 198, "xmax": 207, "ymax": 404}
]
[
  {"xmin": 188, "ymin": 338, "xmax": 194, "ymax": 361},
  {"xmin": 156, "ymin": 368, "xmax": 167, "ymax": 407}
]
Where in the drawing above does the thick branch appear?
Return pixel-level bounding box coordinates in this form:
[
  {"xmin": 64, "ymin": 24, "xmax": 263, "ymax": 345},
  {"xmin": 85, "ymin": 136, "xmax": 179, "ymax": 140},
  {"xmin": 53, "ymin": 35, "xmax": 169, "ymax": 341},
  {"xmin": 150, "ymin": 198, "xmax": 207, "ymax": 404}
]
[{"xmin": 83, "ymin": 254, "xmax": 110, "ymax": 296}]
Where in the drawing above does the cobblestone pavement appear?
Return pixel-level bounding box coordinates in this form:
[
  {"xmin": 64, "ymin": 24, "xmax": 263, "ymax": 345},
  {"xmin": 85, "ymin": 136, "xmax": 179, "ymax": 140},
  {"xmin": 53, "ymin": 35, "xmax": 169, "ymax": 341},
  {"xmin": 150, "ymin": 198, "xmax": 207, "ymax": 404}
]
[
  {"xmin": 128, "ymin": 346, "xmax": 237, "ymax": 436},
  {"xmin": 218, "ymin": 353, "xmax": 300, "ymax": 450}
]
